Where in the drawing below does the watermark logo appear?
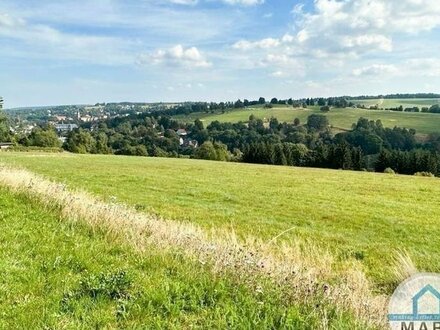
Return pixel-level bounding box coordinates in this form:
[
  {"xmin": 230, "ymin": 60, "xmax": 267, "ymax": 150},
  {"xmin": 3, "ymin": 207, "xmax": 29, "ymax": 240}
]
[{"xmin": 388, "ymin": 273, "xmax": 440, "ymax": 330}]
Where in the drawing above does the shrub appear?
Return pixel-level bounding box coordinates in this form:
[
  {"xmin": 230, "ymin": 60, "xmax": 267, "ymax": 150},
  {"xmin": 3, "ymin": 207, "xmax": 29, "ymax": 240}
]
[
  {"xmin": 307, "ymin": 114, "xmax": 329, "ymax": 130},
  {"xmin": 384, "ymin": 167, "xmax": 395, "ymax": 174},
  {"xmin": 414, "ymin": 172, "xmax": 435, "ymax": 177},
  {"xmin": 9, "ymin": 146, "xmax": 63, "ymax": 153}
]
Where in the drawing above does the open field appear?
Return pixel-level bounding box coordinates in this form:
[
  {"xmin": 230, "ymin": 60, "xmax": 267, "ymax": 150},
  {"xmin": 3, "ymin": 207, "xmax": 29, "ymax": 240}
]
[
  {"xmin": 0, "ymin": 168, "xmax": 376, "ymax": 329},
  {"xmin": 1, "ymin": 152, "xmax": 440, "ymax": 290},
  {"xmin": 0, "ymin": 167, "xmax": 386, "ymax": 330},
  {"xmin": 175, "ymin": 104, "xmax": 440, "ymax": 135},
  {"xmin": 352, "ymin": 98, "xmax": 440, "ymax": 109}
]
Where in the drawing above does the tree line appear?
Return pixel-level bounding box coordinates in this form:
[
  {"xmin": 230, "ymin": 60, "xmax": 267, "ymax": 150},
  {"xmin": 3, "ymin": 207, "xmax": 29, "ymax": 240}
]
[
  {"xmin": 4, "ymin": 97, "xmax": 440, "ymax": 177},
  {"xmin": 59, "ymin": 112, "xmax": 440, "ymax": 176}
]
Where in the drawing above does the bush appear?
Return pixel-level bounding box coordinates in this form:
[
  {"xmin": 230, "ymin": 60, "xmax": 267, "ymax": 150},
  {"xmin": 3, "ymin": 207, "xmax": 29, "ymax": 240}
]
[
  {"xmin": 307, "ymin": 114, "xmax": 329, "ymax": 130},
  {"xmin": 9, "ymin": 146, "xmax": 63, "ymax": 153},
  {"xmin": 194, "ymin": 141, "xmax": 229, "ymax": 161},
  {"xmin": 414, "ymin": 172, "xmax": 435, "ymax": 177},
  {"xmin": 384, "ymin": 167, "xmax": 395, "ymax": 174}
]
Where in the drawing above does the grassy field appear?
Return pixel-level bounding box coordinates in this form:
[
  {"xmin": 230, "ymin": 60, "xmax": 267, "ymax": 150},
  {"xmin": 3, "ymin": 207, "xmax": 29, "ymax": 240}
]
[
  {"xmin": 1, "ymin": 185, "xmax": 364, "ymax": 329},
  {"xmin": 1, "ymin": 152, "xmax": 440, "ymax": 290},
  {"xmin": 175, "ymin": 104, "xmax": 440, "ymax": 135},
  {"xmin": 352, "ymin": 98, "xmax": 440, "ymax": 109}
]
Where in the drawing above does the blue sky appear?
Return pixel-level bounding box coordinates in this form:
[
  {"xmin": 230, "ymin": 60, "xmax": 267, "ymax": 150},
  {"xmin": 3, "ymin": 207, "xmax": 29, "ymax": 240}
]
[{"xmin": 1, "ymin": 0, "xmax": 440, "ymax": 108}]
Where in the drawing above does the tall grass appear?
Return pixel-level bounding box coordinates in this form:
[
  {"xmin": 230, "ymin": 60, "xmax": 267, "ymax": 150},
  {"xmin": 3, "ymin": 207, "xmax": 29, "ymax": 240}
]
[
  {"xmin": 2, "ymin": 188, "xmax": 346, "ymax": 328},
  {"xmin": 0, "ymin": 165, "xmax": 389, "ymax": 327}
]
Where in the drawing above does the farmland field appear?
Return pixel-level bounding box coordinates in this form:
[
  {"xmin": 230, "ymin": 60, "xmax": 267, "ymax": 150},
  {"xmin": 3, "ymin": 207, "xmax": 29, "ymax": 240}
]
[
  {"xmin": 1, "ymin": 152, "xmax": 440, "ymax": 289},
  {"xmin": 174, "ymin": 103, "xmax": 440, "ymax": 135},
  {"xmin": 352, "ymin": 98, "xmax": 440, "ymax": 109}
]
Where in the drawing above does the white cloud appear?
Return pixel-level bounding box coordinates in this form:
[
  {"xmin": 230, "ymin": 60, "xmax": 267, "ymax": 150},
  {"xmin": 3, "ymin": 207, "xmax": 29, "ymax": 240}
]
[
  {"xmin": 232, "ymin": 37, "xmax": 281, "ymax": 50},
  {"xmin": 139, "ymin": 45, "xmax": 212, "ymax": 68},
  {"xmin": 263, "ymin": 12, "xmax": 273, "ymax": 19},
  {"xmin": 0, "ymin": 12, "xmax": 25, "ymax": 27},
  {"xmin": 271, "ymin": 70, "xmax": 286, "ymax": 78},
  {"xmin": 342, "ymin": 34, "xmax": 392, "ymax": 52},
  {"xmin": 165, "ymin": 0, "xmax": 264, "ymax": 5},
  {"xmin": 353, "ymin": 64, "xmax": 397, "ymax": 76},
  {"xmin": 401, "ymin": 59, "xmax": 440, "ymax": 77},
  {"xmin": 222, "ymin": 0, "xmax": 264, "ymax": 5},
  {"xmin": 353, "ymin": 59, "xmax": 440, "ymax": 78},
  {"xmin": 227, "ymin": 0, "xmax": 440, "ymax": 83},
  {"xmin": 0, "ymin": 11, "xmax": 131, "ymax": 65},
  {"xmin": 294, "ymin": 0, "xmax": 440, "ymax": 57},
  {"xmin": 166, "ymin": 0, "xmax": 198, "ymax": 5}
]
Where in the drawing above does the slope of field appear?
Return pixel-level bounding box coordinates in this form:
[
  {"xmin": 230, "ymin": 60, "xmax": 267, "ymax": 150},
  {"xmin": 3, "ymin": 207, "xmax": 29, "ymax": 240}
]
[
  {"xmin": 1, "ymin": 186, "xmax": 361, "ymax": 329},
  {"xmin": 175, "ymin": 105, "xmax": 440, "ymax": 135},
  {"xmin": 352, "ymin": 98, "xmax": 440, "ymax": 109},
  {"xmin": 1, "ymin": 152, "xmax": 439, "ymax": 289}
]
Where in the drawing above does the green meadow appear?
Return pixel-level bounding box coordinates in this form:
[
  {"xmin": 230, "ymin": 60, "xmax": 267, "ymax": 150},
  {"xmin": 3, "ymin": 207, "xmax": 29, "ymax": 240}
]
[
  {"xmin": 175, "ymin": 103, "xmax": 440, "ymax": 135},
  {"xmin": 1, "ymin": 152, "xmax": 440, "ymax": 289},
  {"xmin": 352, "ymin": 98, "xmax": 440, "ymax": 109},
  {"xmin": 1, "ymin": 187, "xmax": 359, "ymax": 329}
]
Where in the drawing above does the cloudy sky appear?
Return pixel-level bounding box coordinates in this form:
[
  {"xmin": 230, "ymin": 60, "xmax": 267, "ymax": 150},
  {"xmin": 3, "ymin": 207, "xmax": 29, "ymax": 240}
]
[{"xmin": 1, "ymin": 0, "xmax": 440, "ymax": 108}]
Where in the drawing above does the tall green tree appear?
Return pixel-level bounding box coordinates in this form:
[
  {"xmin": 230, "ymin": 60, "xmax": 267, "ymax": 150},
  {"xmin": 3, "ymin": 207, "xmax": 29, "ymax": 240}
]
[
  {"xmin": 65, "ymin": 129, "xmax": 96, "ymax": 154},
  {"xmin": 0, "ymin": 96, "xmax": 12, "ymax": 142},
  {"xmin": 194, "ymin": 141, "xmax": 218, "ymax": 161},
  {"xmin": 307, "ymin": 114, "xmax": 329, "ymax": 131},
  {"xmin": 25, "ymin": 127, "xmax": 61, "ymax": 148}
]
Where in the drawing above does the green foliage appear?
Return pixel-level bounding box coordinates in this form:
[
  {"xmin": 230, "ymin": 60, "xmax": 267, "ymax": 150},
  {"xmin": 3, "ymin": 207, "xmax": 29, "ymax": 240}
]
[
  {"xmin": 414, "ymin": 171, "xmax": 435, "ymax": 177},
  {"xmin": 384, "ymin": 167, "xmax": 395, "ymax": 174},
  {"xmin": 194, "ymin": 119, "xmax": 204, "ymax": 131},
  {"xmin": 119, "ymin": 144, "xmax": 148, "ymax": 157},
  {"xmin": 194, "ymin": 141, "xmax": 229, "ymax": 161},
  {"xmin": 9, "ymin": 146, "xmax": 63, "ymax": 153},
  {"xmin": 337, "ymin": 118, "xmax": 415, "ymax": 155},
  {"xmin": 65, "ymin": 129, "xmax": 96, "ymax": 154},
  {"xmin": 430, "ymin": 104, "xmax": 440, "ymax": 113},
  {"xmin": 375, "ymin": 149, "xmax": 440, "ymax": 176},
  {"xmin": 94, "ymin": 132, "xmax": 112, "ymax": 154},
  {"xmin": 21, "ymin": 127, "xmax": 61, "ymax": 148},
  {"xmin": 307, "ymin": 114, "xmax": 329, "ymax": 131},
  {"xmin": 0, "ymin": 99, "xmax": 12, "ymax": 142}
]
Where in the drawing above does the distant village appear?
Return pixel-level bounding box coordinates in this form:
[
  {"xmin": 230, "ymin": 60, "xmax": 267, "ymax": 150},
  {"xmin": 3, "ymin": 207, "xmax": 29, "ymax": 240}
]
[{"xmin": 6, "ymin": 102, "xmax": 184, "ymax": 139}]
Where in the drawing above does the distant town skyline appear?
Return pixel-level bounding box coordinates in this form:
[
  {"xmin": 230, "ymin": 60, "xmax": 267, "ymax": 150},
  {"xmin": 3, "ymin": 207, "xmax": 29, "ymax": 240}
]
[{"xmin": 1, "ymin": 0, "xmax": 440, "ymax": 108}]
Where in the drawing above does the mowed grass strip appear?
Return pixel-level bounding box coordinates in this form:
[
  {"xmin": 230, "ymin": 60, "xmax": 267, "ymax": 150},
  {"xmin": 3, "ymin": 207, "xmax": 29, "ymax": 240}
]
[
  {"xmin": 0, "ymin": 187, "xmax": 369, "ymax": 329},
  {"xmin": 1, "ymin": 152, "xmax": 440, "ymax": 289},
  {"xmin": 176, "ymin": 104, "xmax": 440, "ymax": 135}
]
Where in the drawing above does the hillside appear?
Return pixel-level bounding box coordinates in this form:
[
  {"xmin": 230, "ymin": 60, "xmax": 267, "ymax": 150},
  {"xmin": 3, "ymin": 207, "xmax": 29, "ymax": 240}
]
[
  {"xmin": 2, "ymin": 187, "xmax": 355, "ymax": 328},
  {"xmin": 352, "ymin": 98, "xmax": 440, "ymax": 108},
  {"xmin": 0, "ymin": 161, "xmax": 380, "ymax": 329},
  {"xmin": 174, "ymin": 104, "xmax": 440, "ymax": 135},
  {"xmin": 1, "ymin": 152, "xmax": 439, "ymax": 290}
]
